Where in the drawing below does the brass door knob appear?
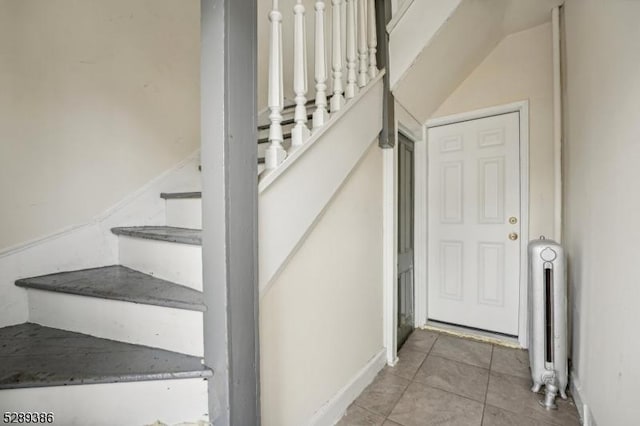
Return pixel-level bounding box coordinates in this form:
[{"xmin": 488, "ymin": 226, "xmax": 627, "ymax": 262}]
[{"xmin": 509, "ymin": 232, "xmax": 519, "ymax": 241}]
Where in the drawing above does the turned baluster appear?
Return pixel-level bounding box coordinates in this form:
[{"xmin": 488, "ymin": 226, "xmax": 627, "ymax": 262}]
[
  {"xmin": 330, "ymin": 0, "xmax": 345, "ymax": 112},
  {"xmin": 345, "ymin": 0, "xmax": 358, "ymax": 99},
  {"xmin": 291, "ymin": 0, "xmax": 311, "ymax": 148},
  {"xmin": 367, "ymin": 0, "xmax": 378, "ymax": 78},
  {"xmin": 357, "ymin": 0, "xmax": 369, "ymax": 87},
  {"xmin": 313, "ymin": 0, "xmax": 329, "ymax": 129}
]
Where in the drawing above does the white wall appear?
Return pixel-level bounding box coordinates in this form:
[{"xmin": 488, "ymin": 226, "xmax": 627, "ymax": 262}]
[
  {"xmin": 432, "ymin": 22, "xmax": 555, "ymax": 240},
  {"xmin": 260, "ymin": 144, "xmax": 383, "ymax": 426},
  {"xmin": 562, "ymin": 1, "xmax": 640, "ymax": 425},
  {"xmin": 0, "ymin": 0, "xmax": 200, "ymax": 252}
]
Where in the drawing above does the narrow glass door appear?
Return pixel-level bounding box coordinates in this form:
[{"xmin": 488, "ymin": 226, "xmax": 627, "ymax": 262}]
[{"xmin": 397, "ymin": 133, "xmax": 415, "ymax": 349}]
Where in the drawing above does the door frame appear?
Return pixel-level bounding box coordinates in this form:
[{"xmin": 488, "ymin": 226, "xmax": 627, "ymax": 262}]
[{"xmin": 420, "ymin": 101, "xmax": 530, "ymax": 348}]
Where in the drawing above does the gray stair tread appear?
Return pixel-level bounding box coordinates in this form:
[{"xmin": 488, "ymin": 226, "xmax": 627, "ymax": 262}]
[
  {"xmin": 112, "ymin": 226, "xmax": 201, "ymax": 245},
  {"xmin": 15, "ymin": 266, "xmax": 205, "ymax": 312},
  {"xmin": 160, "ymin": 192, "xmax": 202, "ymax": 199},
  {"xmin": 0, "ymin": 323, "xmax": 212, "ymax": 389}
]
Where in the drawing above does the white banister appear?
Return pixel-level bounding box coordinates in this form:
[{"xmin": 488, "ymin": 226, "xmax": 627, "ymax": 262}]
[
  {"xmin": 330, "ymin": 0, "xmax": 345, "ymax": 112},
  {"xmin": 266, "ymin": 0, "xmax": 286, "ymax": 170},
  {"xmin": 345, "ymin": 0, "xmax": 358, "ymax": 99},
  {"xmin": 357, "ymin": 0, "xmax": 369, "ymax": 87},
  {"xmin": 367, "ymin": 0, "xmax": 378, "ymax": 78},
  {"xmin": 291, "ymin": 0, "xmax": 311, "ymax": 148},
  {"xmin": 313, "ymin": 0, "xmax": 329, "ymax": 129}
]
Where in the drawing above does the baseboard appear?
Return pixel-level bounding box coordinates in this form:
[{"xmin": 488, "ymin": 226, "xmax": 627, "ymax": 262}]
[
  {"xmin": 571, "ymin": 371, "xmax": 595, "ymax": 426},
  {"xmin": 308, "ymin": 349, "xmax": 386, "ymax": 426}
]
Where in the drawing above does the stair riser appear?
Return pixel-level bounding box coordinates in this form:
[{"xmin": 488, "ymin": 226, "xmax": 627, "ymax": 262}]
[
  {"xmin": 118, "ymin": 236, "xmax": 202, "ymax": 291},
  {"xmin": 165, "ymin": 198, "xmax": 202, "ymax": 229},
  {"xmin": 27, "ymin": 289, "xmax": 204, "ymax": 356},
  {"xmin": 0, "ymin": 378, "xmax": 209, "ymax": 425}
]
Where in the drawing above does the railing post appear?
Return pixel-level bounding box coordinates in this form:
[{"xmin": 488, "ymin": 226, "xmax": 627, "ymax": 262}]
[
  {"xmin": 313, "ymin": 0, "xmax": 329, "ymax": 129},
  {"xmin": 357, "ymin": 0, "xmax": 369, "ymax": 87},
  {"xmin": 330, "ymin": 0, "xmax": 346, "ymax": 112},
  {"xmin": 291, "ymin": 0, "xmax": 311, "ymax": 148},
  {"xmin": 345, "ymin": 0, "xmax": 358, "ymax": 99},
  {"xmin": 367, "ymin": 0, "xmax": 378, "ymax": 78},
  {"xmin": 266, "ymin": 0, "xmax": 286, "ymax": 170}
]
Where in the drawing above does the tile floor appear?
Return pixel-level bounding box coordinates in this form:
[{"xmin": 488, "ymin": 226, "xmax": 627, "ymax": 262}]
[{"xmin": 337, "ymin": 329, "xmax": 581, "ymax": 426}]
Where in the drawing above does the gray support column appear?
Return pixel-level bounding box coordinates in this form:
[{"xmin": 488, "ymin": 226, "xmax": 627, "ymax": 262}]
[
  {"xmin": 375, "ymin": 0, "xmax": 395, "ymax": 148},
  {"xmin": 201, "ymin": 0, "xmax": 260, "ymax": 425}
]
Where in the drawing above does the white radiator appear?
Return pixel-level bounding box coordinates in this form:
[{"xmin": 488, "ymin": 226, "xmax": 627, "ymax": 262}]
[{"xmin": 528, "ymin": 237, "xmax": 568, "ymax": 409}]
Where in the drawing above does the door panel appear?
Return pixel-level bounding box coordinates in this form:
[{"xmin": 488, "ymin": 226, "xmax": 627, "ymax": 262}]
[
  {"xmin": 397, "ymin": 133, "xmax": 415, "ymax": 348},
  {"xmin": 427, "ymin": 112, "xmax": 520, "ymax": 335}
]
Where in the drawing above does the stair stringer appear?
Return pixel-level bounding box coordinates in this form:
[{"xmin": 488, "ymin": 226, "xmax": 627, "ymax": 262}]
[{"xmin": 258, "ymin": 74, "xmax": 384, "ymax": 296}]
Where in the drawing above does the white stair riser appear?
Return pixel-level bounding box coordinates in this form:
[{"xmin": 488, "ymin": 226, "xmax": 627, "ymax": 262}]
[
  {"xmin": 0, "ymin": 378, "xmax": 209, "ymax": 425},
  {"xmin": 27, "ymin": 289, "xmax": 204, "ymax": 356},
  {"xmin": 166, "ymin": 198, "xmax": 202, "ymax": 229},
  {"xmin": 118, "ymin": 236, "xmax": 202, "ymax": 291}
]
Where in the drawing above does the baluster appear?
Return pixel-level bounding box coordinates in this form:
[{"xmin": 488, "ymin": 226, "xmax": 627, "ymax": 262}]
[
  {"xmin": 330, "ymin": 0, "xmax": 345, "ymax": 112},
  {"xmin": 367, "ymin": 0, "xmax": 378, "ymax": 78},
  {"xmin": 345, "ymin": 0, "xmax": 358, "ymax": 99},
  {"xmin": 357, "ymin": 0, "xmax": 369, "ymax": 87},
  {"xmin": 266, "ymin": 0, "xmax": 286, "ymax": 170},
  {"xmin": 291, "ymin": 0, "xmax": 311, "ymax": 148},
  {"xmin": 313, "ymin": 0, "xmax": 329, "ymax": 129}
]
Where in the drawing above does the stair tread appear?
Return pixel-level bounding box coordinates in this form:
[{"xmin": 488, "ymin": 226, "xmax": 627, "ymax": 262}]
[
  {"xmin": 160, "ymin": 192, "xmax": 202, "ymax": 200},
  {"xmin": 15, "ymin": 265, "xmax": 206, "ymax": 312},
  {"xmin": 0, "ymin": 323, "xmax": 212, "ymax": 389},
  {"xmin": 111, "ymin": 226, "xmax": 201, "ymax": 246}
]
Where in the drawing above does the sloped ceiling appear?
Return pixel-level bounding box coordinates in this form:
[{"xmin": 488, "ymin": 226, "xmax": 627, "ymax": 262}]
[{"xmin": 393, "ymin": 0, "xmax": 563, "ymax": 124}]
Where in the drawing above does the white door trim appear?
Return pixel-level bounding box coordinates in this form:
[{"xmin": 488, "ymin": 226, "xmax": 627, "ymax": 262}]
[{"xmin": 419, "ymin": 101, "xmax": 530, "ymax": 348}]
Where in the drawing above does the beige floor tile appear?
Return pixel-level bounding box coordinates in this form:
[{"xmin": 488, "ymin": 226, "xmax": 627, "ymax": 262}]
[
  {"xmin": 486, "ymin": 372, "xmax": 580, "ymax": 426},
  {"xmin": 491, "ymin": 345, "xmax": 531, "ymax": 379},
  {"xmin": 413, "ymin": 355, "xmax": 490, "ymax": 402},
  {"xmin": 482, "ymin": 404, "xmax": 552, "ymax": 426},
  {"xmin": 385, "ymin": 347, "xmax": 427, "ymax": 380},
  {"xmin": 401, "ymin": 329, "xmax": 439, "ymax": 353},
  {"xmin": 381, "ymin": 421, "xmax": 403, "ymax": 426},
  {"xmin": 388, "ymin": 382, "xmax": 484, "ymax": 426},
  {"xmin": 430, "ymin": 335, "xmax": 493, "ymax": 369},
  {"xmin": 336, "ymin": 404, "xmax": 386, "ymax": 426},
  {"xmin": 354, "ymin": 369, "xmax": 411, "ymax": 417}
]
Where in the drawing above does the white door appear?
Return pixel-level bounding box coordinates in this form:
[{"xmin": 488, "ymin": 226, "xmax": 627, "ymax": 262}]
[{"xmin": 427, "ymin": 112, "xmax": 521, "ymax": 335}]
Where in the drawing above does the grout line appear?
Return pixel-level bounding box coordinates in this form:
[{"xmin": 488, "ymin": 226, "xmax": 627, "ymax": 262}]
[
  {"xmin": 480, "ymin": 344, "xmax": 494, "ymax": 425},
  {"xmin": 384, "ymin": 332, "xmax": 441, "ymax": 423}
]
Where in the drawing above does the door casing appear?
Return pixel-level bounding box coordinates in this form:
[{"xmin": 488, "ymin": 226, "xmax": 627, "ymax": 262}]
[{"xmin": 418, "ymin": 101, "xmax": 530, "ymax": 348}]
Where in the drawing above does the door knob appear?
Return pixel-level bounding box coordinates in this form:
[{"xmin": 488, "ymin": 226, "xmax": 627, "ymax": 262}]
[{"xmin": 509, "ymin": 232, "xmax": 518, "ymax": 241}]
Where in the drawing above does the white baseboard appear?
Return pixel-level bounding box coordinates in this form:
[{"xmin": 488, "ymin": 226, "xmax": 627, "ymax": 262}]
[
  {"xmin": 571, "ymin": 371, "xmax": 595, "ymax": 426},
  {"xmin": 308, "ymin": 349, "xmax": 386, "ymax": 426}
]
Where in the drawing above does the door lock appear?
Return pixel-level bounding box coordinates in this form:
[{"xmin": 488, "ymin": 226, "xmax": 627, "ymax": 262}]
[{"xmin": 509, "ymin": 217, "xmax": 518, "ymax": 224}]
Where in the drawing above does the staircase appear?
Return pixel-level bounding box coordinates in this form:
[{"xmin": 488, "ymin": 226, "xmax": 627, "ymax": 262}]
[{"xmin": 0, "ymin": 192, "xmax": 209, "ymax": 425}]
